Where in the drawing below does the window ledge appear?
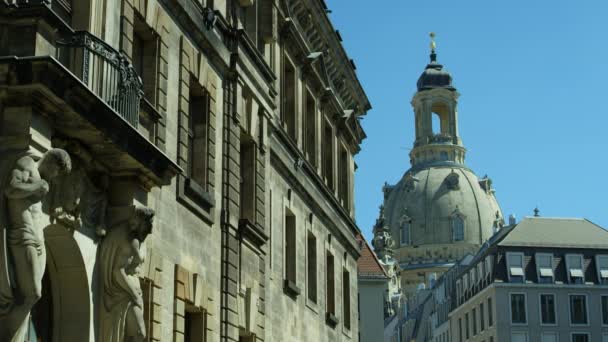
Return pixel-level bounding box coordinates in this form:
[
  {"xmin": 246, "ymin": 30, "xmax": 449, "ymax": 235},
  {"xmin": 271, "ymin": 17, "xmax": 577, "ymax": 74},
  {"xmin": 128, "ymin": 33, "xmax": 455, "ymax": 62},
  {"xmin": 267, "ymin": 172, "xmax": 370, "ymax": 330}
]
[
  {"xmin": 283, "ymin": 279, "xmax": 301, "ymax": 298},
  {"xmin": 238, "ymin": 218, "xmax": 268, "ymax": 247},
  {"xmin": 325, "ymin": 312, "xmax": 339, "ymax": 328},
  {"xmin": 177, "ymin": 175, "xmax": 215, "ymax": 224}
]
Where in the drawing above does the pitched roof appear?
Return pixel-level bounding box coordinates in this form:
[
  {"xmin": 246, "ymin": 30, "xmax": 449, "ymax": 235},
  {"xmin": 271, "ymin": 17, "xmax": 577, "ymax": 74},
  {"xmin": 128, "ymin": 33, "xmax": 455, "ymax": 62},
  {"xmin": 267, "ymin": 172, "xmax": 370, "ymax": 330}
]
[
  {"xmin": 498, "ymin": 217, "xmax": 608, "ymax": 249},
  {"xmin": 356, "ymin": 234, "xmax": 389, "ymax": 279}
]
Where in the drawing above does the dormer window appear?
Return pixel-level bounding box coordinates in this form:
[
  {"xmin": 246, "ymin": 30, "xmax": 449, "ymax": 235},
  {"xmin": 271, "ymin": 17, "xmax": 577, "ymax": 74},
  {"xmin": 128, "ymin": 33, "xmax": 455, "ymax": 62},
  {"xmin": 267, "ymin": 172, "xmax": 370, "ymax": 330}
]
[
  {"xmin": 596, "ymin": 255, "xmax": 608, "ymax": 285},
  {"xmin": 535, "ymin": 253, "xmax": 554, "ymax": 284},
  {"xmin": 566, "ymin": 254, "xmax": 584, "ymax": 284},
  {"xmin": 506, "ymin": 252, "xmax": 525, "ymax": 283}
]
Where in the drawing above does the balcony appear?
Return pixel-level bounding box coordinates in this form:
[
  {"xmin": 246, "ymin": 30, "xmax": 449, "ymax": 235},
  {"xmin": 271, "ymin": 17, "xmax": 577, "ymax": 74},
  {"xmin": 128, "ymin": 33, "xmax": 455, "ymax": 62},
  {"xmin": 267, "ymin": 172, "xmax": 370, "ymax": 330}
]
[
  {"xmin": 0, "ymin": 6, "xmax": 179, "ymax": 188},
  {"xmin": 57, "ymin": 31, "xmax": 143, "ymax": 127}
]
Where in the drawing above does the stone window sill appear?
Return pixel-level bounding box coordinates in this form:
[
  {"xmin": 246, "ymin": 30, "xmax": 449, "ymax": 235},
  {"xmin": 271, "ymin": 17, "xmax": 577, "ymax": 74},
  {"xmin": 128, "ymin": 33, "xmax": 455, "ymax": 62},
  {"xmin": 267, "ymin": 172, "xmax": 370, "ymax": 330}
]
[
  {"xmin": 283, "ymin": 279, "xmax": 301, "ymax": 299},
  {"xmin": 326, "ymin": 312, "xmax": 339, "ymax": 328},
  {"xmin": 177, "ymin": 175, "xmax": 215, "ymax": 224}
]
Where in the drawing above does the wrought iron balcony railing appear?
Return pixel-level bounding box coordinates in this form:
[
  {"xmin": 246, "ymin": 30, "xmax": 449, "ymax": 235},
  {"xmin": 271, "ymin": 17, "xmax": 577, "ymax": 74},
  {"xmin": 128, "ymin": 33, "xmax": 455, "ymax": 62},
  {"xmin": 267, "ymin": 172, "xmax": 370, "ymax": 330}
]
[{"xmin": 57, "ymin": 31, "xmax": 143, "ymax": 127}]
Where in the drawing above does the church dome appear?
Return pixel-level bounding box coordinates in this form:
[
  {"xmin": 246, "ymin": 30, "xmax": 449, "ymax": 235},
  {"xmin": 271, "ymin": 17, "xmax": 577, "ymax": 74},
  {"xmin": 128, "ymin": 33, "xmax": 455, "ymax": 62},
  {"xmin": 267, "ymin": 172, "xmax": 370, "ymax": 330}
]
[{"xmin": 383, "ymin": 166, "xmax": 502, "ymax": 249}]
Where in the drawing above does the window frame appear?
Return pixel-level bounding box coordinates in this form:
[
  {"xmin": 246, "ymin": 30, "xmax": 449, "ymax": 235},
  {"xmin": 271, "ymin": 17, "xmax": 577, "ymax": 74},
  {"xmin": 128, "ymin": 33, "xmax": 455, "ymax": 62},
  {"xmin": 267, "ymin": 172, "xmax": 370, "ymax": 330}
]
[
  {"xmin": 535, "ymin": 253, "xmax": 554, "ymax": 284},
  {"xmin": 506, "ymin": 252, "xmax": 525, "ymax": 283},
  {"xmin": 565, "ymin": 254, "xmax": 585, "ymax": 284},
  {"xmin": 568, "ymin": 293, "xmax": 589, "ymax": 326},
  {"xmin": 451, "ymin": 215, "xmax": 465, "ymax": 241},
  {"xmin": 601, "ymin": 294, "xmax": 608, "ymax": 327},
  {"xmin": 540, "ymin": 332, "xmax": 558, "ymax": 342},
  {"xmin": 596, "ymin": 255, "xmax": 608, "ymax": 285},
  {"xmin": 509, "ymin": 292, "xmax": 528, "ymax": 325},
  {"xmin": 400, "ymin": 219, "xmax": 411, "ymax": 246},
  {"xmin": 538, "ymin": 293, "xmax": 558, "ymax": 326},
  {"xmin": 510, "ymin": 331, "xmax": 529, "ymax": 342},
  {"xmin": 306, "ymin": 230, "xmax": 318, "ymax": 305}
]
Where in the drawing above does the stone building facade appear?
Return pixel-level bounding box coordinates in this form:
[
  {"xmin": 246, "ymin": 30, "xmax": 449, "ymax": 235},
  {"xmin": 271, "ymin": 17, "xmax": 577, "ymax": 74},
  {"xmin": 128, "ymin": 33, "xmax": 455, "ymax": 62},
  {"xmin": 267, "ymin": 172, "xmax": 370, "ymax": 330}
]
[
  {"xmin": 373, "ymin": 37, "xmax": 503, "ymax": 299},
  {"xmin": 0, "ymin": 0, "xmax": 370, "ymax": 341}
]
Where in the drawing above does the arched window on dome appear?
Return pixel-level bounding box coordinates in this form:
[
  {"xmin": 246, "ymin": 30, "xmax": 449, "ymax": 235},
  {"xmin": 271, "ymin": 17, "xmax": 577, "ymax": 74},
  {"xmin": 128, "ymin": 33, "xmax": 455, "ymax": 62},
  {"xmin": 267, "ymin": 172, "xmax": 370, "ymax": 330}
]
[
  {"xmin": 400, "ymin": 220, "xmax": 411, "ymax": 246},
  {"xmin": 452, "ymin": 216, "xmax": 465, "ymax": 241}
]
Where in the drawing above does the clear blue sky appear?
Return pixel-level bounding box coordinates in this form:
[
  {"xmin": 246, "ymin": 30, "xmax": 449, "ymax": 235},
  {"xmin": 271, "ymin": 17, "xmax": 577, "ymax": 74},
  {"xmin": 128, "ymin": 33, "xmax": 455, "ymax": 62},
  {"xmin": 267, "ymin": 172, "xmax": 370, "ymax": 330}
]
[{"xmin": 326, "ymin": 0, "xmax": 608, "ymax": 242}]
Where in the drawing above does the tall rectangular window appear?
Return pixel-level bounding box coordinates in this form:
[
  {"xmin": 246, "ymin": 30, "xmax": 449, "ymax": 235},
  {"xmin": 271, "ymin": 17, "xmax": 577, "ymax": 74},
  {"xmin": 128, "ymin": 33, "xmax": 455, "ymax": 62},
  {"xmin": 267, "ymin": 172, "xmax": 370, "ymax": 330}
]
[
  {"xmin": 338, "ymin": 146, "xmax": 350, "ymax": 209},
  {"xmin": 321, "ymin": 118, "xmax": 334, "ymax": 190},
  {"xmin": 307, "ymin": 232, "xmax": 317, "ymax": 303},
  {"xmin": 488, "ymin": 297, "xmax": 493, "ymax": 326},
  {"xmin": 569, "ymin": 294, "xmax": 588, "ymax": 325},
  {"xmin": 184, "ymin": 308, "xmax": 207, "ymax": 342},
  {"xmin": 458, "ymin": 318, "xmax": 463, "ymax": 342},
  {"xmin": 303, "ymin": 89, "xmax": 317, "ymax": 166},
  {"xmin": 240, "ymin": 136, "xmax": 256, "ymax": 223},
  {"xmin": 597, "ymin": 255, "xmax": 608, "ymax": 285},
  {"xmin": 400, "ymin": 221, "xmax": 411, "ymax": 246},
  {"xmin": 536, "ymin": 253, "xmax": 554, "ymax": 283},
  {"xmin": 342, "ymin": 268, "xmax": 351, "ymax": 330},
  {"xmin": 479, "ymin": 302, "xmax": 485, "ymax": 331},
  {"xmin": 540, "ymin": 294, "xmax": 557, "ymax": 325},
  {"xmin": 132, "ymin": 16, "xmax": 159, "ymax": 105},
  {"xmin": 465, "ymin": 312, "xmax": 469, "ymax": 339},
  {"xmin": 507, "ymin": 252, "xmax": 525, "ymax": 283},
  {"xmin": 566, "ymin": 254, "xmax": 584, "ymax": 284},
  {"xmin": 326, "ymin": 252, "xmax": 335, "ymax": 316},
  {"xmin": 510, "ymin": 293, "xmax": 527, "ymax": 324},
  {"xmin": 284, "ymin": 211, "xmax": 296, "ymax": 285},
  {"xmin": 472, "ymin": 308, "xmax": 477, "ymax": 335},
  {"xmin": 602, "ymin": 295, "xmax": 608, "ymax": 325},
  {"xmin": 188, "ymin": 81, "xmax": 210, "ymax": 189},
  {"xmin": 282, "ymin": 56, "xmax": 297, "ymax": 141}
]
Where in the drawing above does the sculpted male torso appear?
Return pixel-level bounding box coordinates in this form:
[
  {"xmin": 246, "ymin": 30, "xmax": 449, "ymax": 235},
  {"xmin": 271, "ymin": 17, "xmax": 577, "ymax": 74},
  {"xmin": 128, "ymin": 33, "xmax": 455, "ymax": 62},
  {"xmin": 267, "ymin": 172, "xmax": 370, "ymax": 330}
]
[{"xmin": 1, "ymin": 149, "xmax": 71, "ymax": 342}]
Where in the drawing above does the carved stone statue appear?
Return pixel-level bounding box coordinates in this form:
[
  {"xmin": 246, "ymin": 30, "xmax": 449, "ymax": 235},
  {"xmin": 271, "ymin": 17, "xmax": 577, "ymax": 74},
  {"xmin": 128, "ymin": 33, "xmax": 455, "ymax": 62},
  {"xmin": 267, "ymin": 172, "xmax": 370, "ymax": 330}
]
[
  {"xmin": 0, "ymin": 148, "xmax": 71, "ymax": 342},
  {"xmin": 99, "ymin": 206, "xmax": 154, "ymax": 342},
  {"xmin": 372, "ymin": 205, "xmax": 395, "ymax": 261}
]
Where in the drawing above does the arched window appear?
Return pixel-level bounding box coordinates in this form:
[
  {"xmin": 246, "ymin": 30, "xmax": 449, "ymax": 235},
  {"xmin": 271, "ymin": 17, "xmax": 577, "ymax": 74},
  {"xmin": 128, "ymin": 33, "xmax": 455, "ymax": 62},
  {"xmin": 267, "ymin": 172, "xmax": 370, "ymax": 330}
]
[
  {"xmin": 400, "ymin": 221, "xmax": 411, "ymax": 246},
  {"xmin": 432, "ymin": 112, "xmax": 441, "ymax": 134},
  {"xmin": 452, "ymin": 216, "xmax": 465, "ymax": 241}
]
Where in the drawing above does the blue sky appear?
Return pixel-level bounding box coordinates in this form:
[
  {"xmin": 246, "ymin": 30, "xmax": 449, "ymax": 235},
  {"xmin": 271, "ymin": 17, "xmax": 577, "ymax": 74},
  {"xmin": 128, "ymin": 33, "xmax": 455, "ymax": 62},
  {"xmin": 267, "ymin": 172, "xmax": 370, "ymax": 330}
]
[{"xmin": 326, "ymin": 0, "xmax": 608, "ymax": 241}]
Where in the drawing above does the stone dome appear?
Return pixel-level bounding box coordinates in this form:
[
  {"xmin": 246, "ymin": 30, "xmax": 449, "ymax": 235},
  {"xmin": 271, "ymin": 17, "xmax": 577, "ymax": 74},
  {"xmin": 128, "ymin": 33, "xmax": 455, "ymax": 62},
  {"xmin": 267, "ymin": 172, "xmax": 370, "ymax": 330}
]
[{"xmin": 383, "ymin": 166, "xmax": 502, "ymax": 248}]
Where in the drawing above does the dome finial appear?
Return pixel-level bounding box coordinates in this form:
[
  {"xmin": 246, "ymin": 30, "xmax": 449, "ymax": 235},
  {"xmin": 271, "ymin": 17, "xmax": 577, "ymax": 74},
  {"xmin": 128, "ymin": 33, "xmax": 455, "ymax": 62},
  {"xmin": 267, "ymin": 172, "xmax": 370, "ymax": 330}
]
[{"xmin": 429, "ymin": 32, "xmax": 437, "ymax": 62}]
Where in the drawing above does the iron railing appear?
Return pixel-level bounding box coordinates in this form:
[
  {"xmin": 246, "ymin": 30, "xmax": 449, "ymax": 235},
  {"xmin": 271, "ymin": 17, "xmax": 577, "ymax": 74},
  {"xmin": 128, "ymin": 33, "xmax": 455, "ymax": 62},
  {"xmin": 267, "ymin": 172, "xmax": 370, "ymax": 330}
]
[{"xmin": 57, "ymin": 31, "xmax": 143, "ymax": 127}]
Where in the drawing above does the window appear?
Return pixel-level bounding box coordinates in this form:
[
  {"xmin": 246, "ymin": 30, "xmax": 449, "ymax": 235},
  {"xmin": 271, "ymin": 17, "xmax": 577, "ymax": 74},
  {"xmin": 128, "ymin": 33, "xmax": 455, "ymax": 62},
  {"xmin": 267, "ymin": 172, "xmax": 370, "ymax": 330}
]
[
  {"xmin": 343, "ymin": 268, "xmax": 351, "ymax": 330},
  {"xmin": 566, "ymin": 254, "xmax": 584, "ymax": 284},
  {"xmin": 326, "ymin": 252, "xmax": 335, "ymax": 316},
  {"xmin": 597, "ymin": 255, "xmax": 608, "ymax": 284},
  {"xmin": 282, "ymin": 56, "xmax": 297, "ymax": 141},
  {"xmin": 603, "ymin": 334, "xmax": 608, "ymax": 342},
  {"xmin": 536, "ymin": 253, "xmax": 554, "ymax": 283},
  {"xmin": 488, "ymin": 298, "xmax": 493, "ymax": 326},
  {"xmin": 465, "ymin": 312, "xmax": 469, "ymax": 339},
  {"xmin": 540, "ymin": 294, "xmax": 557, "ymax": 325},
  {"xmin": 338, "ymin": 146, "xmax": 350, "ymax": 209},
  {"xmin": 284, "ymin": 211, "xmax": 297, "ymax": 286},
  {"xmin": 452, "ymin": 216, "xmax": 464, "ymax": 241},
  {"xmin": 458, "ymin": 318, "xmax": 462, "ymax": 342},
  {"xmin": 303, "ymin": 89, "xmax": 317, "ymax": 166},
  {"xmin": 188, "ymin": 80, "xmax": 211, "ymax": 189},
  {"xmin": 240, "ymin": 136, "xmax": 256, "ymax": 222},
  {"xmin": 132, "ymin": 15, "xmax": 159, "ymax": 105},
  {"xmin": 472, "ymin": 308, "xmax": 477, "ymax": 335},
  {"xmin": 602, "ymin": 295, "xmax": 608, "ymax": 325},
  {"xmin": 480, "ymin": 302, "xmax": 485, "ymax": 331},
  {"xmin": 307, "ymin": 232, "xmax": 317, "ymax": 303},
  {"xmin": 184, "ymin": 307, "xmax": 207, "ymax": 342},
  {"xmin": 240, "ymin": 0, "xmax": 273, "ymax": 53},
  {"xmin": 541, "ymin": 333, "xmax": 557, "ymax": 342},
  {"xmin": 507, "ymin": 252, "xmax": 525, "ymax": 283},
  {"xmin": 321, "ymin": 118, "xmax": 334, "ymax": 190},
  {"xmin": 510, "ymin": 293, "xmax": 527, "ymax": 324},
  {"xmin": 569, "ymin": 294, "xmax": 588, "ymax": 325},
  {"xmin": 400, "ymin": 221, "xmax": 411, "ymax": 246},
  {"xmin": 571, "ymin": 333, "xmax": 589, "ymax": 342},
  {"xmin": 511, "ymin": 332, "xmax": 528, "ymax": 342}
]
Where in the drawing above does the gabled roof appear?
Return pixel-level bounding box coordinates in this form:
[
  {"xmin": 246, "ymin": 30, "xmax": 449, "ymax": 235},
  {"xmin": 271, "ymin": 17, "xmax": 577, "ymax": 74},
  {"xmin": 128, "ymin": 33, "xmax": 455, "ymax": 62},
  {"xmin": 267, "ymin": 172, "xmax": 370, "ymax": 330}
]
[
  {"xmin": 497, "ymin": 217, "xmax": 608, "ymax": 249},
  {"xmin": 356, "ymin": 234, "xmax": 389, "ymax": 279}
]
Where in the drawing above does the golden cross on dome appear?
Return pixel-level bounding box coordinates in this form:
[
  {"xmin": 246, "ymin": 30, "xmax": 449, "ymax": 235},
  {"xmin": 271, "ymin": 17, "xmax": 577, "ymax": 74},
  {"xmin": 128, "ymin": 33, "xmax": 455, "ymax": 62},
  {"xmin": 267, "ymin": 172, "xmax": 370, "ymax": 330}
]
[{"xmin": 430, "ymin": 32, "xmax": 437, "ymax": 52}]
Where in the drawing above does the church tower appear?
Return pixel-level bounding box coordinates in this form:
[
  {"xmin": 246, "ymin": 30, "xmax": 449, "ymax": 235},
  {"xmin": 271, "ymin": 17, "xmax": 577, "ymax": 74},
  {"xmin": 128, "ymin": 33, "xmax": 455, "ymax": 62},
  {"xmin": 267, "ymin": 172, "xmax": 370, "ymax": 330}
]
[{"xmin": 373, "ymin": 34, "xmax": 504, "ymax": 297}]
